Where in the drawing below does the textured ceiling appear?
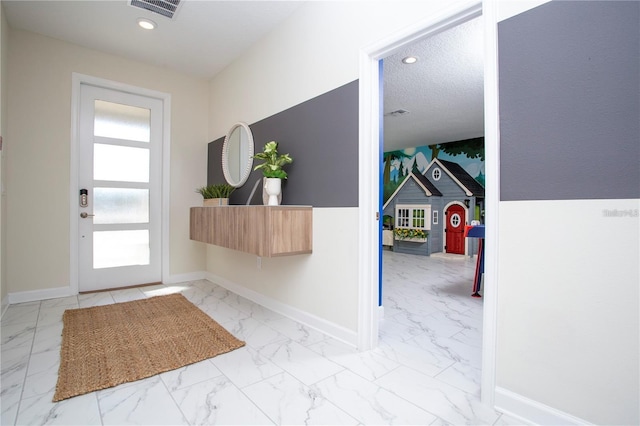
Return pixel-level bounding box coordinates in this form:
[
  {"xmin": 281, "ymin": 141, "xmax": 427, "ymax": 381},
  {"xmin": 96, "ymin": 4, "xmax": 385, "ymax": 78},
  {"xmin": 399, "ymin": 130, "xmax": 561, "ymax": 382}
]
[
  {"xmin": 383, "ymin": 16, "xmax": 484, "ymax": 151},
  {"xmin": 3, "ymin": 2, "xmax": 483, "ymax": 150}
]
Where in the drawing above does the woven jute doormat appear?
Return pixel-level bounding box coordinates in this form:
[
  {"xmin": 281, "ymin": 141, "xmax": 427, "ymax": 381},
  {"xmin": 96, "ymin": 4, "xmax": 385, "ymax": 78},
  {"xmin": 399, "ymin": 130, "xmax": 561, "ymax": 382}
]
[{"xmin": 53, "ymin": 293, "xmax": 245, "ymax": 402}]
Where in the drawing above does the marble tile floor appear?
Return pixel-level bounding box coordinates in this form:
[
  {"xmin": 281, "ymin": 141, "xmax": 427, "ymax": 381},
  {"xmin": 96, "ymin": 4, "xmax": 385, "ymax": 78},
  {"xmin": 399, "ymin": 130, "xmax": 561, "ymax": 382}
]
[{"xmin": 1, "ymin": 251, "xmax": 523, "ymax": 425}]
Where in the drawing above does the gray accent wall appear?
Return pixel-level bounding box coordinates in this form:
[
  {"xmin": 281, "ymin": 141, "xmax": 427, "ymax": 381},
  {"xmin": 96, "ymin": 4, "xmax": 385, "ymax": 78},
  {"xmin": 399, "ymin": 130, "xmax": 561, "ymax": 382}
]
[
  {"xmin": 208, "ymin": 80, "xmax": 359, "ymax": 207},
  {"xmin": 499, "ymin": 1, "xmax": 639, "ymax": 201}
]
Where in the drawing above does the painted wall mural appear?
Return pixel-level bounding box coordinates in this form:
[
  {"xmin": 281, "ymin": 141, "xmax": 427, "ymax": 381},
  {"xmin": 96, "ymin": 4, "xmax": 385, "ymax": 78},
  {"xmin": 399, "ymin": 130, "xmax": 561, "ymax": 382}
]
[
  {"xmin": 382, "ymin": 137, "xmax": 485, "ymax": 257},
  {"xmin": 383, "ymin": 137, "xmax": 485, "ymax": 203}
]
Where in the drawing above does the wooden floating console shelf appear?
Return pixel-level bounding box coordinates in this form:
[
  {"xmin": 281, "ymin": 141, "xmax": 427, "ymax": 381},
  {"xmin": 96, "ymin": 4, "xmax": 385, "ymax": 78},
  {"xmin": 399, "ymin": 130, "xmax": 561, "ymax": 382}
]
[{"xmin": 190, "ymin": 206, "xmax": 312, "ymax": 257}]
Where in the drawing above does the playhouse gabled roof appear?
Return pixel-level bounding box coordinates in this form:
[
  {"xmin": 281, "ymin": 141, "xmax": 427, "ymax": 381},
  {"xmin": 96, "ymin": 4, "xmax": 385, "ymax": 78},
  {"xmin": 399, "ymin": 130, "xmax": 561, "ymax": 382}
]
[
  {"xmin": 383, "ymin": 172, "xmax": 442, "ymax": 209},
  {"xmin": 426, "ymin": 158, "xmax": 485, "ymax": 197},
  {"xmin": 413, "ymin": 172, "xmax": 443, "ymax": 196}
]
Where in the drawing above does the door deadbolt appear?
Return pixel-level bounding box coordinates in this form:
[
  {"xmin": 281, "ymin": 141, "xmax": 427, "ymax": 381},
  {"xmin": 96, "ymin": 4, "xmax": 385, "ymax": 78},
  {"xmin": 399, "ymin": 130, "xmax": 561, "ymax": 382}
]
[
  {"xmin": 80, "ymin": 212, "xmax": 95, "ymax": 218},
  {"xmin": 79, "ymin": 189, "xmax": 88, "ymax": 208}
]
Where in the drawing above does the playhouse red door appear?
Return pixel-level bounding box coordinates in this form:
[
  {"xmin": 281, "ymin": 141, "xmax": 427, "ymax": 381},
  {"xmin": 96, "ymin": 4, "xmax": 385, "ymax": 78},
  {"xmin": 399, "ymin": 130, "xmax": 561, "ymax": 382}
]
[{"xmin": 446, "ymin": 204, "xmax": 466, "ymax": 254}]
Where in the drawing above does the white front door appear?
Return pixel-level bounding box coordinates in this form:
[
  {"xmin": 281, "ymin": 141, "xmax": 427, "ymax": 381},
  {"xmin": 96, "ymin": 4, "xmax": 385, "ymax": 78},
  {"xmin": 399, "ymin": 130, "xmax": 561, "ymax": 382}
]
[{"xmin": 77, "ymin": 84, "xmax": 163, "ymax": 292}]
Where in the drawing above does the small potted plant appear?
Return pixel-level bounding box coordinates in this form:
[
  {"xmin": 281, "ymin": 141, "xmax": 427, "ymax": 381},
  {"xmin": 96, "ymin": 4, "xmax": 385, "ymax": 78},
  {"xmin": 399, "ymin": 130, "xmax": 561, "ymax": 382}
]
[
  {"xmin": 253, "ymin": 141, "xmax": 293, "ymax": 206},
  {"xmin": 196, "ymin": 183, "xmax": 235, "ymax": 206}
]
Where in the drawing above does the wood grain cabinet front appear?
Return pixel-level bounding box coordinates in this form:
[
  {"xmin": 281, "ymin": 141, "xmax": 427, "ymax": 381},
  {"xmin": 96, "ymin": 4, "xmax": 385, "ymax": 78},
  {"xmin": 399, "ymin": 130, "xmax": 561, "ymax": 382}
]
[{"xmin": 189, "ymin": 206, "xmax": 312, "ymax": 257}]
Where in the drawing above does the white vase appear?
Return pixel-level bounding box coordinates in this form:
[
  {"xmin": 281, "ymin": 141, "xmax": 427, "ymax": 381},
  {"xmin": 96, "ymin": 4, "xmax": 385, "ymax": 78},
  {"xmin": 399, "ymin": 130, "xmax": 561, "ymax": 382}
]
[{"xmin": 264, "ymin": 178, "xmax": 282, "ymax": 206}]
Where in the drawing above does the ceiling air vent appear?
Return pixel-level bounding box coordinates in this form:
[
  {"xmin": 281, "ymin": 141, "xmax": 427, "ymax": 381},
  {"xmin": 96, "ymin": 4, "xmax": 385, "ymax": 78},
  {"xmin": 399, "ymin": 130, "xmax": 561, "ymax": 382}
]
[{"xmin": 129, "ymin": 0, "xmax": 183, "ymax": 20}]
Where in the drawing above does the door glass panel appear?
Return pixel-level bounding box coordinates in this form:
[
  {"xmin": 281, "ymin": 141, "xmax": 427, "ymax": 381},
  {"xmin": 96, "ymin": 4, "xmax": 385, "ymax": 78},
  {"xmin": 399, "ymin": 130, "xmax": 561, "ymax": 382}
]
[
  {"xmin": 94, "ymin": 100, "xmax": 150, "ymax": 142},
  {"xmin": 94, "ymin": 144, "xmax": 149, "ymax": 182},
  {"xmin": 93, "ymin": 230, "xmax": 150, "ymax": 269},
  {"xmin": 93, "ymin": 188, "xmax": 149, "ymax": 224},
  {"xmin": 450, "ymin": 213, "xmax": 461, "ymax": 227}
]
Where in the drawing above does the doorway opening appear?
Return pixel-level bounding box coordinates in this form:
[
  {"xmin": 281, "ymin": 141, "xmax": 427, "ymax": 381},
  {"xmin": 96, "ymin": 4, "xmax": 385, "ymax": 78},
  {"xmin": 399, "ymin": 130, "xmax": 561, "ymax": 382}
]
[
  {"xmin": 357, "ymin": 0, "xmax": 499, "ymax": 406},
  {"xmin": 379, "ymin": 10, "xmax": 485, "ymax": 401}
]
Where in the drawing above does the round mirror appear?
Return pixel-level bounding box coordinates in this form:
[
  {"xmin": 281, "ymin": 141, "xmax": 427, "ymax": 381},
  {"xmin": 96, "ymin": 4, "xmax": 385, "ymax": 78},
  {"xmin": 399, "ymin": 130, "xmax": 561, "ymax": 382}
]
[{"xmin": 222, "ymin": 122, "xmax": 254, "ymax": 187}]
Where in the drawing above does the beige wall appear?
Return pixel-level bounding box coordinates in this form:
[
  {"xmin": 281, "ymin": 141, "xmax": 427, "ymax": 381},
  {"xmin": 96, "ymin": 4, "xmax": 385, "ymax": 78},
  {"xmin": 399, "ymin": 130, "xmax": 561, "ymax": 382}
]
[
  {"xmin": 5, "ymin": 1, "xmax": 636, "ymax": 423},
  {"xmin": 0, "ymin": 3, "xmax": 7, "ymax": 307},
  {"xmin": 5, "ymin": 29, "xmax": 208, "ymax": 295},
  {"xmin": 207, "ymin": 1, "xmax": 455, "ymax": 335}
]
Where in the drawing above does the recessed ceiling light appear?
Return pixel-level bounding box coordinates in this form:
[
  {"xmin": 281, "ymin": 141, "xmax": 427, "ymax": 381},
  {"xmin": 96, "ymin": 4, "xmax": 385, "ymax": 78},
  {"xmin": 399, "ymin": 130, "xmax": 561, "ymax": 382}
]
[
  {"xmin": 137, "ymin": 18, "xmax": 156, "ymax": 30},
  {"xmin": 402, "ymin": 56, "xmax": 418, "ymax": 64}
]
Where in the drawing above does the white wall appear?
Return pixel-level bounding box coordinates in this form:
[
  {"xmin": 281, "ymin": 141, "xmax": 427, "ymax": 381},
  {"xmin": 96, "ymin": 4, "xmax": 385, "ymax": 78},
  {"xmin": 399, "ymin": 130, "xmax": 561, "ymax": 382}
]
[
  {"xmin": 497, "ymin": 0, "xmax": 550, "ymax": 21},
  {"xmin": 5, "ymin": 29, "xmax": 209, "ymax": 296},
  {"xmin": 208, "ymin": 0, "xmax": 639, "ymax": 423},
  {"xmin": 496, "ymin": 199, "xmax": 639, "ymax": 424},
  {"xmin": 208, "ymin": 1, "xmax": 459, "ymax": 135},
  {"xmin": 207, "ymin": 0, "xmax": 457, "ymax": 338},
  {"xmin": 493, "ymin": 1, "xmax": 639, "ymax": 424},
  {"xmin": 0, "ymin": 2, "xmax": 8, "ymax": 311}
]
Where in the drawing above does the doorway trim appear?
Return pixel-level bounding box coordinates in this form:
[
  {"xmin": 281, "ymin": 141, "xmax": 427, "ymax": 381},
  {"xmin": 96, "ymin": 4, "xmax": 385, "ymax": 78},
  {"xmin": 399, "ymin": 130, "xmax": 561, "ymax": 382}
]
[
  {"xmin": 357, "ymin": 0, "xmax": 499, "ymax": 407},
  {"xmin": 69, "ymin": 73, "xmax": 171, "ymax": 295}
]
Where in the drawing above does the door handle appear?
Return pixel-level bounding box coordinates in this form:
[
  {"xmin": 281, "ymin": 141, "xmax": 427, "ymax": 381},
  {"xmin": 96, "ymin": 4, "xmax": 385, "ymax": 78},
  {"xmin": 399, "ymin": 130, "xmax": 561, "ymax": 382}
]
[{"xmin": 80, "ymin": 212, "xmax": 95, "ymax": 218}]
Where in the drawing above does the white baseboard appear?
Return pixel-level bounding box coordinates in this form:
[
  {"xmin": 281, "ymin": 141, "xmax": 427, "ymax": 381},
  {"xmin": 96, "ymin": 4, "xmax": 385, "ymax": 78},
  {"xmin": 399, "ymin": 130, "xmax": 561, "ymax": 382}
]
[
  {"xmin": 1, "ymin": 294, "xmax": 9, "ymax": 319},
  {"xmin": 8, "ymin": 286, "xmax": 75, "ymax": 305},
  {"xmin": 4, "ymin": 272, "xmax": 358, "ymax": 349},
  {"xmin": 495, "ymin": 387, "xmax": 592, "ymax": 425},
  {"xmin": 3, "ymin": 272, "xmax": 207, "ymax": 307},
  {"xmin": 206, "ymin": 272, "xmax": 357, "ymax": 348},
  {"xmin": 1, "ymin": 271, "xmax": 206, "ymax": 306},
  {"xmin": 164, "ymin": 271, "xmax": 207, "ymax": 284}
]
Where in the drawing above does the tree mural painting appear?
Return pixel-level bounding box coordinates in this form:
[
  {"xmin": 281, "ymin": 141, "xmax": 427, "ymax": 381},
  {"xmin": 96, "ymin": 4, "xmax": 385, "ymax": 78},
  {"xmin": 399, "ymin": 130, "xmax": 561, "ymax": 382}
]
[
  {"xmin": 428, "ymin": 137, "xmax": 484, "ymax": 161},
  {"xmin": 411, "ymin": 158, "xmax": 421, "ymax": 174},
  {"xmin": 383, "ymin": 137, "xmax": 485, "ymax": 203},
  {"xmin": 383, "ymin": 150, "xmax": 411, "ymax": 185}
]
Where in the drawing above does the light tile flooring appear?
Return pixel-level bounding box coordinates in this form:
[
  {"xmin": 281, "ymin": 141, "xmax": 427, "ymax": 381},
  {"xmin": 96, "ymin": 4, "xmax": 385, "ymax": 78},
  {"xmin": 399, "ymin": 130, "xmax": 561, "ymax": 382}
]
[{"xmin": 1, "ymin": 251, "xmax": 522, "ymax": 425}]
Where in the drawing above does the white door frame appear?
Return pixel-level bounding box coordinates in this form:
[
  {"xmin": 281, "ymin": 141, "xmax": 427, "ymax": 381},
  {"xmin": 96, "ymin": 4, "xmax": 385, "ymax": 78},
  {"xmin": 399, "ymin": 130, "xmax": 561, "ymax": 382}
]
[
  {"xmin": 70, "ymin": 73, "xmax": 171, "ymax": 295},
  {"xmin": 357, "ymin": 0, "xmax": 500, "ymax": 407}
]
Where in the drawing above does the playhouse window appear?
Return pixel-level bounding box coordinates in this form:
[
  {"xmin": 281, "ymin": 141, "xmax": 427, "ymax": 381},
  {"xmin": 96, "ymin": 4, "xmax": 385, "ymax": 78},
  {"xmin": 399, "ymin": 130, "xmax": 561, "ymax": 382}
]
[
  {"xmin": 433, "ymin": 210, "xmax": 439, "ymax": 225},
  {"xmin": 432, "ymin": 168, "xmax": 441, "ymax": 181},
  {"xmin": 395, "ymin": 204, "xmax": 431, "ymax": 230}
]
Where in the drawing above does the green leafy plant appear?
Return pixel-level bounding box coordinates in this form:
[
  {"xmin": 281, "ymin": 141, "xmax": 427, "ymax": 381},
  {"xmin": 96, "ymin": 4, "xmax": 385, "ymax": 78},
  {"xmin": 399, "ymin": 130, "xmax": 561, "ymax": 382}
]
[
  {"xmin": 253, "ymin": 141, "xmax": 293, "ymax": 179},
  {"xmin": 393, "ymin": 228, "xmax": 428, "ymax": 240},
  {"xmin": 195, "ymin": 183, "xmax": 235, "ymax": 199}
]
